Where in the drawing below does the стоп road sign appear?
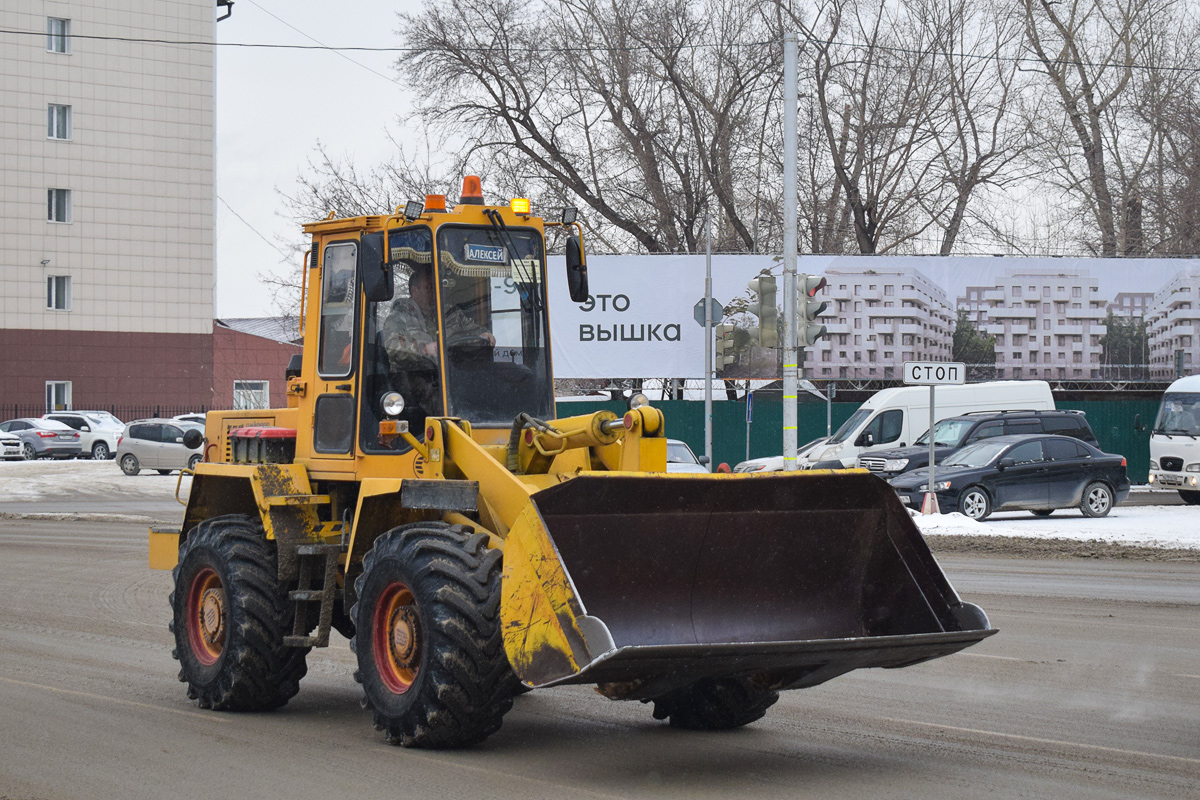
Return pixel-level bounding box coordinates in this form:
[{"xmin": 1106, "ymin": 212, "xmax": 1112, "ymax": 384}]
[{"xmin": 903, "ymin": 361, "xmax": 966, "ymax": 386}]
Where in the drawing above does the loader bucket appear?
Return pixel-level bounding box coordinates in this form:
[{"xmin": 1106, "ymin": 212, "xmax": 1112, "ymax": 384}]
[{"xmin": 500, "ymin": 471, "xmax": 995, "ymax": 700}]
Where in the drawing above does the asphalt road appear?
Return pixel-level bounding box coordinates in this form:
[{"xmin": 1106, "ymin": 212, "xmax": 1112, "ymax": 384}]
[{"xmin": 0, "ymin": 518, "xmax": 1196, "ymax": 799}]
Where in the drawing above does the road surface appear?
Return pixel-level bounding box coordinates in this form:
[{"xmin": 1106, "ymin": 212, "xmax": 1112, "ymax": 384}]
[{"xmin": 0, "ymin": 518, "xmax": 1196, "ymax": 799}]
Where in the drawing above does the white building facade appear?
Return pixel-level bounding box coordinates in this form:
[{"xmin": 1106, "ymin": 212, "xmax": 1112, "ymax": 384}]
[
  {"xmin": 809, "ymin": 266, "xmax": 955, "ymax": 380},
  {"xmin": 1, "ymin": 1, "xmax": 216, "ymax": 411},
  {"xmin": 1146, "ymin": 271, "xmax": 1200, "ymax": 379},
  {"xmin": 958, "ymin": 269, "xmax": 1108, "ymax": 380}
]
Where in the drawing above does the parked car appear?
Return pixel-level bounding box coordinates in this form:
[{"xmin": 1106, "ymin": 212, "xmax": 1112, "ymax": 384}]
[
  {"xmin": 858, "ymin": 409, "xmax": 1098, "ymax": 480},
  {"xmin": 173, "ymin": 413, "xmax": 207, "ymax": 426},
  {"xmin": 0, "ymin": 430, "xmax": 22, "ymax": 460},
  {"xmin": 42, "ymin": 411, "xmax": 124, "ymax": 460},
  {"xmin": 799, "ymin": 380, "xmax": 1054, "ymax": 469},
  {"xmin": 733, "ymin": 437, "xmax": 829, "ymax": 473},
  {"xmin": 116, "ymin": 419, "xmax": 204, "ymax": 475},
  {"xmin": 0, "ymin": 418, "xmax": 82, "ymax": 460},
  {"xmin": 888, "ymin": 434, "xmax": 1129, "ymax": 521},
  {"xmin": 665, "ymin": 439, "xmax": 708, "ymax": 473}
]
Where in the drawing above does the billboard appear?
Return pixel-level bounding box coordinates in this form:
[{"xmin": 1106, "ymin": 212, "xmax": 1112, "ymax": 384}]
[{"xmin": 546, "ymin": 255, "xmax": 1200, "ymax": 380}]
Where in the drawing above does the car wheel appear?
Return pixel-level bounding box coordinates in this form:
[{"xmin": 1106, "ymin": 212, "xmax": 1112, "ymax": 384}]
[
  {"xmin": 91, "ymin": 441, "xmax": 111, "ymax": 460},
  {"xmin": 188, "ymin": 454, "xmax": 202, "ymax": 471},
  {"xmin": 1030, "ymin": 509, "xmax": 1054, "ymax": 517},
  {"xmin": 21, "ymin": 442, "xmax": 37, "ymax": 461},
  {"xmin": 1178, "ymin": 491, "xmax": 1200, "ymax": 506},
  {"xmin": 157, "ymin": 469, "xmax": 173, "ymax": 475},
  {"xmin": 1081, "ymin": 482, "xmax": 1114, "ymax": 518},
  {"xmin": 120, "ymin": 453, "xmax": 140, "ymax": 476},
  {"xmin": 959, "ymin": 487, "xmax": 991, "ymax": 521}
]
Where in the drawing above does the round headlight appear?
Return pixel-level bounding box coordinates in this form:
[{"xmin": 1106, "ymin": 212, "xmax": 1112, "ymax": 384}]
[
  {"xmin": 381, "ymin": 391, "xmax": 405, "ymax": 417},
  {"xmin": 628, "ymin": 392, "xmax": 649, "ymax": 410}
]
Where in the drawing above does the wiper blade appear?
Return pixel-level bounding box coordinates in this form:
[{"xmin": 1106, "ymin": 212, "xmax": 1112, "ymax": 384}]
[{"xmin": 483, "ymin": 209, "xmax": 542, "ymax": 311}]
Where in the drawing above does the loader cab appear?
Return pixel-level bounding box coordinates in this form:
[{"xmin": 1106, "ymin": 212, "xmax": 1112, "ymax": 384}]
[{"xmin": 356, "ymin": 209, "xmax": 554, "ymax": 455}]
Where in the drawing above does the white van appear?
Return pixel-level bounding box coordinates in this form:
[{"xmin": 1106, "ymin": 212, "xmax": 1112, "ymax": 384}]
[
  {"xmin": 1147, "ymin": 374, "xmax": 1200, "ymax": 504},
  {"xmin": 800, "ymin": 380, "xmax": 1055, "ymax": 469}
]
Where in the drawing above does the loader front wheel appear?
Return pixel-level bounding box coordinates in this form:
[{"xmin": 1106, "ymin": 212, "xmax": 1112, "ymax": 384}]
[
  {"xmin": 351, "ymin": 523, "xmax": 515, "ymax": 748},
  {"xmin": 651, "ymin": 677, "xmax": 779, "ymax": 731},
  {"xmin": 170, "ymin": 514, "xmax": 309, "ymax": 711}
]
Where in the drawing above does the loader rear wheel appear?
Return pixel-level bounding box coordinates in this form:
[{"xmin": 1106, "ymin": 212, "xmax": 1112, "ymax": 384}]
[
  {"xmin": 351, "ymin": 523, "xmax": 515, "ymax": 748},
  {"xmin": 169, "ymin": 514, "xmax": 309, "ymax": 711},
  {"xmin": 651, "ymin": 677, "xmax": 779, "ymax": 731}
]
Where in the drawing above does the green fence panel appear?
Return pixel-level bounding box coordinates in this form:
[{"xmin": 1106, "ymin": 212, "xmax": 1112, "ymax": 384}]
[{"xmin": 1056, "ymin": 399, "xmax": 1156, "ymax": 483}]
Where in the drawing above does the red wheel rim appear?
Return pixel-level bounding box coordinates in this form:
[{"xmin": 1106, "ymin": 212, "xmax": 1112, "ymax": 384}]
[
  {"xmin": 186, "ymin": 567, "xmax": 225, "ymax": 666},
  {"xmin": 373, "ymin": 581, "xmax": 421, "ymax": 694}
]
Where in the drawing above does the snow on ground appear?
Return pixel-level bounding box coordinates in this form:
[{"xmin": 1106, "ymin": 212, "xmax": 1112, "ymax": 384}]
[
  {"xmin": 912, "ymin": 505, "xmax": 1200, "ymax": 550},
  {"xmin": 0, "ymin": 458, "xmax": 190, "ymax": 502},
  {"xmin": 3, "ymin": 459, "xmax": 1196, "ymax": 550}
]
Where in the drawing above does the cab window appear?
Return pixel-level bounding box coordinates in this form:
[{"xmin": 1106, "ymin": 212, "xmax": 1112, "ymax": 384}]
[
  {"xmin": 317, "ymin": 242, "xmax": 358, "ymax": 378},
  {"xmin": 863, "ymin": 409, "xmax": 903, "ymax": 445}
]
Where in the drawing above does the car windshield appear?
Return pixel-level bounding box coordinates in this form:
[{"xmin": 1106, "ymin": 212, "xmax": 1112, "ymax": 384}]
[
  {"xmin": 943, "ymin": 441, "xmax": 1008, "ymax": 468},
  {"xmin": 1154, "ymin": 392, "xmax": 1200, "ymax": 436},
  {"xmin": 829, "ymin": 408, "xmax": 871, "ymax": 444},
  {"xmin": 914, "ymin": 419, "xmax": 974, "ymax": 447},
  {"xmin": 667, "ymin": 442, "xmax": 698, "ymax": 464}
]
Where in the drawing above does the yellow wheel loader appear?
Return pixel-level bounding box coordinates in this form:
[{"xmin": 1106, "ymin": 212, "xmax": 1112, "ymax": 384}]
[{"xmin": 150, "ymin": 178, "xmax": 995, "ymax": 748}]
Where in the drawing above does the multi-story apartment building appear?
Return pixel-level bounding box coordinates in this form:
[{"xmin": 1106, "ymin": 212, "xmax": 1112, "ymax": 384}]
[
  {"xmin": 1107, "ymin": 292, "xmax": 1154, "ymax": 320},
  {"xmin": 958, "ymin": 269, "xmax": 1108, "ymax": 380},
  {"xmin": 1, "ymin": 2, "xmax": 216, "ymax": 411},
  {"xmin": 1146, "ymin": 271, "xmax": 1200, "ymax": 379},
  {"xmin": 809, "ymin": 266, "xmax": 954, "ymax": 380}
]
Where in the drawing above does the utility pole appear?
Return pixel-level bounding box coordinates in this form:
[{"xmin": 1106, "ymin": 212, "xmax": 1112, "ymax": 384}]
[
  {"xmin": 704, "ymin": 211, "xmax": 713, "ymax": 471},
  {"xmin": 782, "ymin": 32, "xmax": 799, "ymax": 471}
]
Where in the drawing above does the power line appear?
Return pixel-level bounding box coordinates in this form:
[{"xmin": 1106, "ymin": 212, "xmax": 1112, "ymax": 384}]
[
  {"xmin": 217, "ymin": 195, "xmax": 294, "ymax": 260},
  {"xmin": 4, "ymin": 25, "xmax": 1200, "ymax": 75}
]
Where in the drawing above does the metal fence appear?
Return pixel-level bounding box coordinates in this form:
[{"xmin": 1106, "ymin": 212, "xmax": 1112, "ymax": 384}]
[{"xmin": 3, "ymin": 404, "xmax": 208, "ymax": 424}]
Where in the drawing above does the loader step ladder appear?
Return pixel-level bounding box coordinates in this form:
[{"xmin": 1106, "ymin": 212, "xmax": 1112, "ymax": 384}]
[{"xmin": 283, "ymin": 542, "xmax": 343, "ymax": 648}]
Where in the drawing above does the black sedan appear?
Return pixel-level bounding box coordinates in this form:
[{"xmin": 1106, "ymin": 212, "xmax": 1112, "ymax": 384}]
[{"xmin": 888, "ymin": 434, "xmax": 1129, "ymax": 521}]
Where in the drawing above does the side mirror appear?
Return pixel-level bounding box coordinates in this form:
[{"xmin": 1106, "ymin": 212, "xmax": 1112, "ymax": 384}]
[
  {"xmin": 565, "ymin": 234, "xmax": 589, "ymax": 303},
  {"xmin": 285, "ymin": 353, "xmax": 303, "ymax": 381},
  {"xmin": 856, "ymin": 431, "xmax": 875, "ymax": 447},
  {"xmin": 998, "ymin": 457, "xmax": 1015, "ymax": 470},
  {"xmin": 359, "ymin": 232, "xmax": 393, "ymax": 302},
  {"xmin": 182, "ymin": 429, "xmax": 204, "ymax": 449},
  {"xmin": 1133, "ymin": 413, "xmax": 1144, "ymax": 432},
  {"xmin": 80, "ymin": 425, "xmax": 90, "ymax": 432},
  {"xmin": 698, "ymin": 455, "xmax": 711, "ymax": 465}
]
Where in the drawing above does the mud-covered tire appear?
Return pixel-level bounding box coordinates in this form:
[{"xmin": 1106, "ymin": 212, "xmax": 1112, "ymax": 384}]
[
  {"xmin": 651, "ymin": 677, "xmax": 779, "ymax": 730},
  {"xmin": 169, "ymin": 514, "xmax": 309, "ymax": 711},
  {"xmin": 351, "ymin": 523, "xmax": 515, "ymax": 748}
]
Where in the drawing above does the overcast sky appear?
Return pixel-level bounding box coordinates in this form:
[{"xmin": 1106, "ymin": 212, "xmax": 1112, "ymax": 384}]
[{"xmin": 214, "ymin": 0, "xmax": 421, "ymax": 318}]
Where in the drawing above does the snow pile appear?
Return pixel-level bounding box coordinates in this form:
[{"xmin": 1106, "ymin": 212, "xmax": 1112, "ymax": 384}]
[
  {"xmin": 0, "ymin": 459, "xmax": 190, "ymax": 502},
  {"xmin": 912, "ymin": 506, "xmax": 1200, "ymax": 550}
]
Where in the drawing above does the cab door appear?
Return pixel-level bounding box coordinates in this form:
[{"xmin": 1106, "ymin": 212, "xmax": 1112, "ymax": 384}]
[{"xmin": 309, "ymin": 240, "xmax": 360, "ymax": 463}]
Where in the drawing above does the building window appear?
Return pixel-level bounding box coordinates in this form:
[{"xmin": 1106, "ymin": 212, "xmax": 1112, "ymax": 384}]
[
  {"xmin": 47, "ymin": 276, "xmax": 71, "ymax": 310},
  {"xmin": 46, "ymin": 381, "xmax": 72, "ymax": 412},
  {"xmin": 1072, "ymin": 286, "xmax": 1082, "ymax": 297},
  {"xmin": 47, "ymin": 104, "xmax": 71, "ymax": 139},
  {"xmin": 47, "ymin": 188, "xmax": 71, "ymax": 222},
  {"xmin": 233, "ymin": 380, "xmax": 270, "ymax": 410},
  {"xmin": 47, "ymin": 17, "xmax": 71, "ymax": 53},
  {"xmin": 884, "ymin": 285, "xmax": 894, "ymax": 296}
]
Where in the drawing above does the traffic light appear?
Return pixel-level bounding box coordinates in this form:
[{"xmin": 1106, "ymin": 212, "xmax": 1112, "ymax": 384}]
[
  {"xmin": 747, "ymin": 275, "xmax": 778, "ymax": 347},
  {"xmin": 715, "ymin": 323, "xmax": 736, "ymax": 371},
  {"xmin": 798, "ymin": 273, "xmax": 828, "ymax": 347}
]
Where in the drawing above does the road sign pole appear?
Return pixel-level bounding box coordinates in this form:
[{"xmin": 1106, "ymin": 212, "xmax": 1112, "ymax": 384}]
[{"xmin": 923, "ymin": 384, "xmax": 940, "ymax": 515}]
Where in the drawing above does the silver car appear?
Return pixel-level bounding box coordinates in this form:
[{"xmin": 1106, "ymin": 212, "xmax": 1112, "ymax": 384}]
[
  {"xmin": 0, "ymin": 418, "xmax": 83, "ymax": 460},
  {"xmin": 116, "ymin": 419, "xmax": 203, "ymax": 475},
  {"xmin": 0, "ymin": 430, "xmax": 21, "ymax": 460},
  {"xmin": 666, "ymin": 439, "xmax": 709, "ymax": 474},
  {"xmin": 42, "ymin": 411, "xmax": 123, "ymax": 460}
]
